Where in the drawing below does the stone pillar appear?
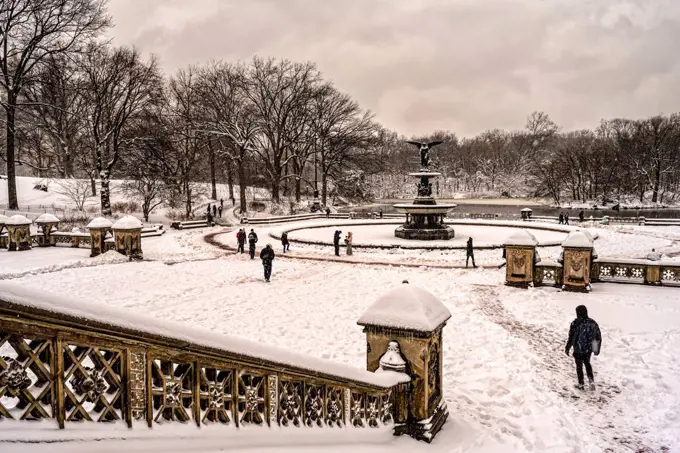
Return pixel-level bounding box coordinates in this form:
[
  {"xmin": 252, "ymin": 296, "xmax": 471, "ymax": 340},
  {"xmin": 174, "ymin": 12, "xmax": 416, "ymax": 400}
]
[
  {"xmin": 502, "ymin": 230, "xmax": 539, "ymax": 288},
  {"xmin": 5, "ymin": 215, "xmax": 32, "ymax": 251},
  {"xmin": 34, "ymin": 213, "xmax": 60, "ymax": 247},
  {"xmin": 0, "ymin": 214, "xmax": 8, "ymax": 249},
  {"xmin": 87, "ymin": 217, "xmax": 113, "ymax": 257},
  {"xmin": 560, "ymin": 230, "xmax": 596, "ymax": 292},
  {"xmin": 358, "ymin": 282, "xmax": 450, "ymax": 443},
  {"xmin": 112, "ymin": 215, "xmax": 143, "ymax": 260}
]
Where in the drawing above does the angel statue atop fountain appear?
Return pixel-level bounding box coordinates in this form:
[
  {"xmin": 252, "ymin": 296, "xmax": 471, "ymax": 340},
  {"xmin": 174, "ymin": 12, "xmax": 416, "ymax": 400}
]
[{"xmin": 406, "ymin": 140, "xmax": 444, "ymax": 168}]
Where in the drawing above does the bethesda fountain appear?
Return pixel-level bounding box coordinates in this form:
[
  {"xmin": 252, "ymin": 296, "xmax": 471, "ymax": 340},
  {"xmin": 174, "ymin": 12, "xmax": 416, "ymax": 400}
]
[{"xmin": 394, "ymin": 141, "xmax": 456, "ymax": 240}]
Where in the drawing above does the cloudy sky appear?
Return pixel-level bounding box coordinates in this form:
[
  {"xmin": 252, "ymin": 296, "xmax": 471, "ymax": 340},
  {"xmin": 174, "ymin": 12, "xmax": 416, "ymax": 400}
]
[{"xmin": 107, "ymin": 0, "xmax": 680, "ymax": 138}]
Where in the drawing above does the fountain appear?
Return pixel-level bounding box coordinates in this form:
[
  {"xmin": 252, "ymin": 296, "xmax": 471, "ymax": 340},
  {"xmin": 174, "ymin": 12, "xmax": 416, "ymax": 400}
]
[{"xmin": 394, "ymin": 141, "xmax": 456, "ymax": 240}]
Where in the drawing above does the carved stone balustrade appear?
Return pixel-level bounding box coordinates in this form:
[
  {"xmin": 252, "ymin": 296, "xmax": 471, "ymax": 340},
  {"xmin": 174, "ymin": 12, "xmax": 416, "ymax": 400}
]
[
  {"xmin": 358, "ymin": 282, "xmax": 449, "ymax": 443},
  {"xmin": 34, "ymin": 213, "xmax": 60, "ymax": 247},
  {"xmin": 87, "ymin": 217, "xmax": 114, "ymax": 257},
  {"xmin": 533, "ymin": 261, "xmax": 563, "ymax": 287},
  {"xmin": 503, "ymin": 229, "xmax": 539, "ymax": 288},
  {"xmin": 112, "ymin": 215, "xmax": 143, "ymax": 259},
  {"xmin": 0, "ymin": 282, "xmax": 403, "ymax": 435},
  {"xmin": 5, "ymin": 215, "xmax": 32, "ymax": 251}
]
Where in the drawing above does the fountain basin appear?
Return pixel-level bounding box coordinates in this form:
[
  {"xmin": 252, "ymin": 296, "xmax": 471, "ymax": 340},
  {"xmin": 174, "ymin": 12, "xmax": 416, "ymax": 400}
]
[{"xmin": 394, "ymin": 204, "xmax": 457, "ymax": 215}]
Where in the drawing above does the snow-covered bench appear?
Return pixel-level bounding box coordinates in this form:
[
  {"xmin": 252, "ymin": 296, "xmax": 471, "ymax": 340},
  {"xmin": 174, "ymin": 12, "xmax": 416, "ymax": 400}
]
[{"xmin": 170, "ymin": 219, "xmax": 210, "ymax": 230}]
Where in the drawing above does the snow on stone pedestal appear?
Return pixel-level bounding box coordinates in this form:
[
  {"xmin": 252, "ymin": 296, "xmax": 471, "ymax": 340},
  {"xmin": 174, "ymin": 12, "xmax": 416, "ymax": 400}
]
[
  {"xmin": 357, "ymin": 282, "xmax": 450, "ymax": 443},
  {"xmin": 87, "ymin": 217, "xmax": 114, "ymax": 258},
  {"xmin": 5, "ymin": 215, "xmax": 32, "ymax": 251},
  {"xmin": 111, "ymin": 215, "xmax": 143, "ymax": 260},
  {"xmin": 34, "ymin": 213, "xmax": 60, "ymax": 247},
  {"xmin": 560, "ymin": 230, "xmax": 595, "ymax": 292},
  {"xmin": 503, "ymin": 229, "xmax": 539, "ymax": 287}
]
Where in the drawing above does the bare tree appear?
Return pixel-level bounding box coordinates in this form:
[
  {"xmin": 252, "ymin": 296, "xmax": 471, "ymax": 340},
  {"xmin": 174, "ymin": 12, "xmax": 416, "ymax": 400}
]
[
  {"xmin": 56, "ymin": 178, "xmax": 92, "ymax": 211},
  {"xmin": 0, "ymin": 0, "xmax": 110, "ymax": 209},
  {"xmin": 80, "ymin": 43, "xmax": 161, "ymax": 215}
]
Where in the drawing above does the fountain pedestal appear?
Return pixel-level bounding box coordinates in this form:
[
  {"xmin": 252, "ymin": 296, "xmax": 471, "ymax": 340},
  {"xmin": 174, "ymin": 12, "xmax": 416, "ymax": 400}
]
[{"xmin": 394, "ymin": 172, "xmax": 455, "ymax": 240}]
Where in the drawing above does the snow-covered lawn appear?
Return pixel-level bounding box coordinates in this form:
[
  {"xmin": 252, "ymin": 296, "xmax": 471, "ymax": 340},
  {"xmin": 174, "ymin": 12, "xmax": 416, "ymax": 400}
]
[{"xmin": 2, "ymin": 225, "xmax": 680, "ymax": 452}]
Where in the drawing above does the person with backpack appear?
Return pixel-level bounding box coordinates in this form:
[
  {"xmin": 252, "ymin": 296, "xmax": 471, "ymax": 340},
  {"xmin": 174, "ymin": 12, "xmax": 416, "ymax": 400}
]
[
  {"xmin": 248, "ymin": 229, "xmax": 258, "ymax": 259},
  {"xmin": 260, "ymin": 244, "xmax": 275, "ymax": 282},
  {"xmin": 281, "ymin": 232, "xmax": 290, "ymax": 253},
  {"xmin": 333, "ymin": 230, "xmax": 342, "ymax": 256},
  {"xmin": 466, "ymin": 237, "xmax": 476, "ymax": 268},
  {"xmin": 565, "ymin": 305, "xmax": 602, "ymax": 391}
]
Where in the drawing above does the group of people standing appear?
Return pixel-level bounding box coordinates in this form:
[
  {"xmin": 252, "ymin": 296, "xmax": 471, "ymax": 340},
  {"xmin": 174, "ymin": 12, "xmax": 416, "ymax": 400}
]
[
  {"xmin": 206, "ymin": 199, "xmax": 224, "ymax": 223},
  {"xmin": 558, "ymin": 210, "xmax": 586, "ymax": 225},
  {"xmin": 333, "ymin": 230, "xmax": 353, "ymax": 256},
  {"xmin": 235, "ymin": 227, "xmax": 275, "ymax": 282}
]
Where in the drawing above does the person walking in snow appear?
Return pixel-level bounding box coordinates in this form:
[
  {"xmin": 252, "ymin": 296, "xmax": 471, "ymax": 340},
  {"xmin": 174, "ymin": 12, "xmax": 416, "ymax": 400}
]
[
  {"xmin": 220, "ymin": 198, "xmax": 224, "ymax": 208},
  {"xmin": 379, "ymin": 208, "xmax": 383, "ymax": 219},
  {"xmin": 236, "ymin": 229, "xmax": 246, "ymax": 254},
  {"xmin": 260, "ymin": 244, "xmax": 275, "ymax": 282},
  {"xmin": 466, "ymin": 237, "xmax": 476, "ymax": 268},
  {"xmin": 344, "ymin": 231, "xmax": 353, "ymax": 256},
  {"xmin": 333, "ymin": 230, "xmax": 342, "ymax": 256},
  {"xmin": 248, "ymin": 229, "xmax": 258, "ymax": 259},
  {"xmin": 218, "ymin": 206, "xmax": 223, "ymax": 218},
  {"xmin": 326, "ymin": 207, "xmax": 331, "ymax": 219},
  {"xmin": 212, "ymin": 205, "xmax": 217, "ymax": 217},
  {"xmin": 281, "ymin": 231, "xmax": 290, "ymax": 253},
  {"xmin": 579, "ymin": 210, "xmax": 585, "ymax": 222},
  {"xmin": 564, "ymin": 213, "xmax": 569, "ymax": 225},
  {"xmin": 558, "ymin": 213, "xmax": 564, "ymax": 224},
  {"xmin": 565, "ymin": 305, "xmax": 601, "ymax": 391}
]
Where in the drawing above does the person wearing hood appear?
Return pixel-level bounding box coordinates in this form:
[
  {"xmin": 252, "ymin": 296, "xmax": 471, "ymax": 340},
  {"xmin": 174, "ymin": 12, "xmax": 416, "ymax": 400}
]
[
  {"xmin": 248, "ymin": 229, "xmax": 258, "ymax": 259},
  {"xmin": 565, "ymin": 305, "xmax": 602, "ymax": 390},
  {"xmin": 260, "ymin": 244, "xmax": 275, "ymax": 282},
  {"xmin": 333, "ymin": 230, "xmax": 342, "ymax": 256}
]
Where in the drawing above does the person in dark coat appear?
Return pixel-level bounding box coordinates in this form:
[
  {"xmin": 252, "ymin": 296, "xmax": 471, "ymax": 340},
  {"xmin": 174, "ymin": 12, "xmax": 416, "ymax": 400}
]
[
  {"xmin": 281, "ymin": 232, "xmax": 290, "ymax": 253},
  {"xmin": 564, "ymin": 213, "xmax": 569, "ymax": 225},
  {"xmin": 212, "ymin": 205, "xmax": 217, "ymax": 217},
  {"xmin": 379, "ymin": 208, "xmax": 383, "ymax": 219},
  {"xmin": 260, "ymin": 244, "xmax": 275, "ymax": 282},
  {"xmin": 579, "ymin": 210, "xmax": 585, "ymax": 222},
  {"xmin": 248, "ymin": 229, "xmax": 258, "ymax": 259},
  {"xmin": 466, "ymin": 237, "xmax": 476, "ymax": 268},
  {"xmin": 565, "ymin": 305, "xmax": 602, "ymax": 391},
  {"xmin": 326, "ymin": 207, "xmax": 331, "ymax": 219},
  {"xmin": 558, "ymin": 213, "xmax": 564, "ymax": 224},
  {"xmin": 218, "ymin": 206, "xmax": 223, "ymax": 218},
  {"xmin": 333, "ymin": 230, "xmax": 342, "ymax": 256},
  {"xmin": 220, "ymin": 198, "xmax": 224, "ymax": 208},
  {"xmin": 236, "ymin": 229, "xmax": 246, "ymax": 254}
]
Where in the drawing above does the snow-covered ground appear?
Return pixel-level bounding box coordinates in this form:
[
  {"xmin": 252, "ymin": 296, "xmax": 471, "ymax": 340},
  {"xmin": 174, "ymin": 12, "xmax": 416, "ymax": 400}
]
[{"xmin": 2, "ymin": 223, "xmax": 680, "ymax": 452}]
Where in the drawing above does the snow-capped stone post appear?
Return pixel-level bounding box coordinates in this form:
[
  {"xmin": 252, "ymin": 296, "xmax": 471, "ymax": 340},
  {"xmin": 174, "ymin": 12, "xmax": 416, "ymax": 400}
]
[
  {"xmin": 87, "ymin": 217, "xmax": 114, "ymax": 257},
  {"xmin": 0, "ymin": 214, "xmax": 8, "ymax": 249},
  {"xmin": 559, "ymin": 230, "xmax": 596, "ymax": 292},
  {"xmin": 503, "ymin": 229, "xmax": 539, "ymax": 287},
  {"xmin": 357, "ymin": 282, "xmax": 451, "ymax": 442},
  {"xmin": 5, "ymin": 215, "xmax": 32, "ymax": 251},
  {"xmin": 34, "ymin": 213, "xmax": 60, "ymax": 247},
  {"xmin": 112, "ymin": 215, "xmax": 143, "ymax": 260},
  {"xmin": 520, "ymin": 207, "xmax": 533, "ymax": 221}
]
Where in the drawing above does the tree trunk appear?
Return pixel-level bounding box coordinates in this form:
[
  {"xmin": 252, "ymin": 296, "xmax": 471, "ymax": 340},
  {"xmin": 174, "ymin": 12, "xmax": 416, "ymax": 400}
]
[
  {"xmin": 5, "ymin": 94, "xmax": 19, "ymax": 210},
  {"xmin": 227, "ymin": 159, "xmax": 234, "ymax": 203},
  {"xmin": 90, "ymin": 171, "xmax": 97, "ymax": 197},
  {"xmin": 321, "ymin": 172, "xmax": 328, "ymax": 206},
  {"xmin": 237, "ymin": 157, "xmax": 247, "ymax": 214},
  {"xmin": 100, "ymin": 169, "xmax": 112, "ymax": 216},
  {"xmin": 209, "ymin": 142, "xmax": 217, "ymax": 200},
  {"xmin": 295, "ymin": 177, "xmax": 301, "ymax": 202},
  {"xmin": 652, "ymin": 163, "xmax": 661, "ymax": 203}
]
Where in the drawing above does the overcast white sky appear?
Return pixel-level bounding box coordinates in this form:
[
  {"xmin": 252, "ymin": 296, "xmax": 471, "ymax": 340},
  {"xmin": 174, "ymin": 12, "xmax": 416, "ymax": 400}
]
[{"xmin": 106, "ymin": 0, "xmax": 680, "ymax": 138}]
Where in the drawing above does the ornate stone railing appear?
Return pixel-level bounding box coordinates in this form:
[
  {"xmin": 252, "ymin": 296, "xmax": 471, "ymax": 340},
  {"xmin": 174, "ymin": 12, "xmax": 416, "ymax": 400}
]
[
  {"xmin": 533, "ymin": 261, "xmax": 563, "ymax": 287},
  {"xmin": 592, "ymin": 259, "xmax": 680, "ymax": 285},
  {"xmin": 0, "ymin": 284, "xmax": 406, "ymax": 436}
]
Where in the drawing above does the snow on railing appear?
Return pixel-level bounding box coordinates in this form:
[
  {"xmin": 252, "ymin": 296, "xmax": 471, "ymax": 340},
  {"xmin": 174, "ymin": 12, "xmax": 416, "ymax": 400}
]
[{"xmin": 0, "ymin": 283, "xmax": 404, "ymax": 431}]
